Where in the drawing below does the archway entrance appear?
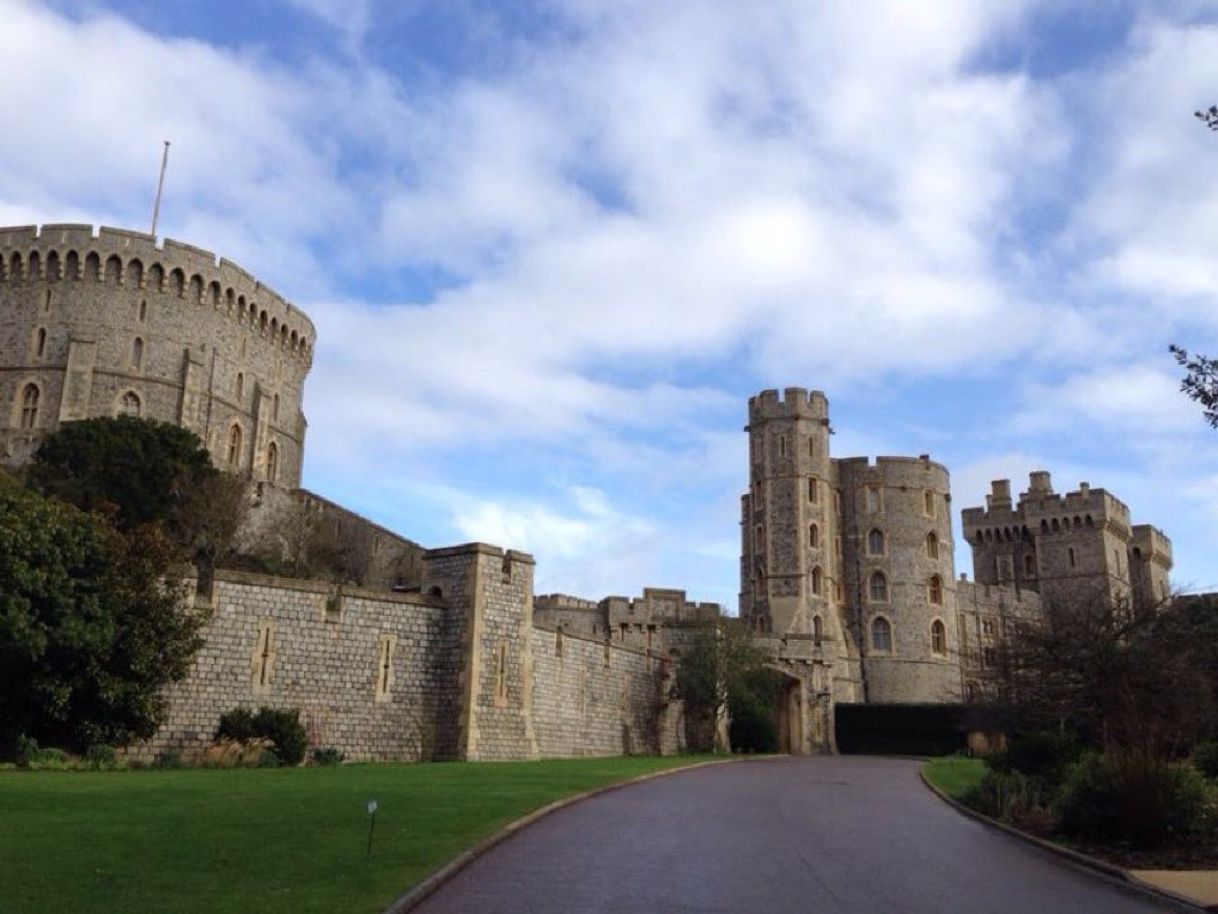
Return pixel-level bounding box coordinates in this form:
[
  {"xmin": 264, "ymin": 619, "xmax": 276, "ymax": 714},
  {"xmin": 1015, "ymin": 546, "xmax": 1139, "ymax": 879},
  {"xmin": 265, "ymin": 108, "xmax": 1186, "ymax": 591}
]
[{"xmin": 775, "ymin": 672, "xmax": 804, "ymax": 754}]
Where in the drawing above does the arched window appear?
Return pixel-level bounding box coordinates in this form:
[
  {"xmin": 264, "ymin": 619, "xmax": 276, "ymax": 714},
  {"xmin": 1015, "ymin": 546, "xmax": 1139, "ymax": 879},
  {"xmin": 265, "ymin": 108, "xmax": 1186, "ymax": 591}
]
[
  {"xmin": 266, "ymin": 441, "xmax": 278, "ymax": 484},
  {"xmin": 809, "ymin": 523, "xmax": 819, "ymax": 548},
  {"xmin": 926, "ymin": 531, "xmax": 939, "ymax": 559},
  {"xmin": 813, "ymin": 614, "xmax": 824, "ymax": 644},
  {"xmin": 120, "ymin": 391, "xmax": 141, "ymax": 417},
  {"xmin": 928, "ymin": 575, "xmax": 943, "ymax": 605},
  {"xmin": 130, "ymin": 337, "xmax": 144, "ymax": 371},
  {"xmin": 33, "ymin": 327, "xmax": 46, "ymax": 360},
  {"xmin": 1023, "ymin": 554, "xmax": 1035, "ymax": 576},
  {"xmin": 867, "ymin": 528, "xmax": 885, "ymax": 556},
  {"xmin": 138, "ymin": 299, "xmax": 147, "ymax": 322},
  {"xmin": 227, "ymin": 424, "xmax": 243, "ymax": 468},
  {"xmin": 868, "ymin": 571, "xmax": 888, "ymax": 602},
  {"xmin": 870, "ymin": 616, "xmax": 892, "ymax": 653},
  {"xmin": 931, "ymin": 619, "xmax": 947, "ymax": 656},
  {"xmin": 19, "ymin": 383, "xmax": 39, "ymax": 429},
  {"xmin": 236, "ymin": 372, "xmax": 244, "ymax": 402},
  {"xmin": 811, "ymin": 566, "xmax": 823, "ymax": 596}
]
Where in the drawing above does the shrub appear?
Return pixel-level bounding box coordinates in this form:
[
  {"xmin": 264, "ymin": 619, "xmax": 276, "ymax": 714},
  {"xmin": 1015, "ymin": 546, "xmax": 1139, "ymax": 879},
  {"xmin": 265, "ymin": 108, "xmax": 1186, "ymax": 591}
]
[
  {"xmin": 1057, "ymin": 751, "xmax": 1214, "ymax": 849},
  {"xmin": 257, "ymin": 749, "xmax": 281, "ymax": 769},
  {"xmin": 251, "ymin": 709, "xmax": 307, "ymax": 766},
  {"xmin": 963, "ymin": 770, "xmax": 1052, "ymax": 826},
  {"xmin": 1194, "ymin": 741, "xmax": 1218, "ymax": 781},
  {"xmin": 216, "ymin": 708, "xmax": 258, "ymax": 743},
  {"xmin": 85, "ymin": 744, "xmax": 120, "ymax": 771},
  {"xmin": 27, "ymin": 747, "xmax": 73, "ymax": 771},
  {"xmin": 988, "ymin": 731, "xmax": 1082, "ymax": 788},
  {"xmin": 311, "ymin": 747, "xmax": 344, "ymax": 767},
  {"xmin": 215, "ymin": 707, "xmax": 307, "ymax": 766}
]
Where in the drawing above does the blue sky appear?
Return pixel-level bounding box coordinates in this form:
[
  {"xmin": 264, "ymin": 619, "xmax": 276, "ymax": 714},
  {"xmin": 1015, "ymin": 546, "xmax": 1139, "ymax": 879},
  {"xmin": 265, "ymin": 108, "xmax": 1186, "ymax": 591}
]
[{"xmin": 6, "ymin": 0, "xmax": 1218, "ymax": 605}]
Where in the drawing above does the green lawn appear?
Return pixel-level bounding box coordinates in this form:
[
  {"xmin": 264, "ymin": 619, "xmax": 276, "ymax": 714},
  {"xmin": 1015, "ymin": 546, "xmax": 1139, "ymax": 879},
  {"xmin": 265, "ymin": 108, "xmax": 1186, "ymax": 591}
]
[
  {"xmin": 0, "ymin": 755, "xmax": 704, "ymax": 914},
  {"xmin": 922, "ymin": 756, "xmax": 986, "ymax": 798}
]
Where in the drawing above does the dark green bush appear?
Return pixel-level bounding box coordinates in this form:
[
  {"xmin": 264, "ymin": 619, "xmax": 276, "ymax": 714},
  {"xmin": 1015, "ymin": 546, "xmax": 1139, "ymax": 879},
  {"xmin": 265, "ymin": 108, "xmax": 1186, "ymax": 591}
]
[
  {"xmin": 216, "ymin": 708, "xmax": 258, "ymax": 743},
  {"xmin": 85, "ymin": 744, "xmax": 119, "ymax": 770},
  {"xmin": 1194, "ymin": 741, "xmax": 1218, "ymax": 780},
  {"xmin": 311, "ymin": 747, "xmax": 344, "ymax": 767},
  {"xmin": 1057, "ymin": 751, "xmax": 1213, "ymax": 848},
  {"xmin": 988, "ymin": 731, "xmax": 1082, "ymax": 787},
  {"xmin": 216, "ymin": 707, "xmax": 307, "ymax": 766},
  {"xmin": 963, "ymin": 769, "xmax": 1051, "ymax": 825},
  {"xmin": 257, "ymin": 749, "xmax": 281, "ymax": 768}
]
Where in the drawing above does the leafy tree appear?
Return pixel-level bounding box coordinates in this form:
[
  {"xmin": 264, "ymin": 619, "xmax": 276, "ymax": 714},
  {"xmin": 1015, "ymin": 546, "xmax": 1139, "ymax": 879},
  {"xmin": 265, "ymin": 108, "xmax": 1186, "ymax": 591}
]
[
  {"xmin": 27, "ymin": 416, "xmax": 248, "ymax": 587},
  {"xmin": 670, "ymin": 619, "xmax": 782, "ymax": 752},
  {"xmin": 28, "ymin": 415, "xmax": 215, "ymax": 531},
  {"xmin": 0, "ymin": 486, "xmax": 204, "ymax": 755},
  {"xmin": 1170, "ymin": 345, "xmax": 1218, "ymax": 428}
]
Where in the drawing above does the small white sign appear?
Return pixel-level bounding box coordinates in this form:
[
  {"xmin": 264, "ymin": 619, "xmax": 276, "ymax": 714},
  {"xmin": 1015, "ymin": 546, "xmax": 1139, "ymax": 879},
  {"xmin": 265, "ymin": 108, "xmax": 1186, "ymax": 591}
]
[{"xmin": 367, "ymin": 800, "xmax": 378, "ymax": 815}]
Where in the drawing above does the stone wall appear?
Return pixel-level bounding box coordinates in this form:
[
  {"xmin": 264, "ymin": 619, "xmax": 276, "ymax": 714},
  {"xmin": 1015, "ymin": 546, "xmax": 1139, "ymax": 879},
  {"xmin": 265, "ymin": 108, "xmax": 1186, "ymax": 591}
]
[
  {"xmin": 530, "ymin": 625, "xmax": 683, "ymax": 757},
  {"xmin": 133, "ymin": 569, "xmax": 458, "ymax": 763}
]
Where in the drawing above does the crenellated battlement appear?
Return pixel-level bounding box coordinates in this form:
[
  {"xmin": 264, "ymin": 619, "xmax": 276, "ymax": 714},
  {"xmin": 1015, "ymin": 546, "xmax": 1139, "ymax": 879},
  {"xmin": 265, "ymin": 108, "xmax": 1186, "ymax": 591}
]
[
  {"xmin": 0, "ymin": 224, "xmax": 315, "ymax": 365},
  {"xmin": 963, "ymin": 472, "xmax": 1131, "ymax": 541},
  {"xmin": 748, "ymin": 386, "xmax": 829, "ymax": 424}
]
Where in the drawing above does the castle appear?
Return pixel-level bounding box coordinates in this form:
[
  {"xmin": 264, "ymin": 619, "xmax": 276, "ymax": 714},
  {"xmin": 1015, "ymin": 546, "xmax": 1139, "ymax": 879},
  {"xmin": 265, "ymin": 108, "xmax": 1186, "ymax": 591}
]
[{"xmin": 0, "ymin": 225, "xmax": 1174, "ymax": 759}]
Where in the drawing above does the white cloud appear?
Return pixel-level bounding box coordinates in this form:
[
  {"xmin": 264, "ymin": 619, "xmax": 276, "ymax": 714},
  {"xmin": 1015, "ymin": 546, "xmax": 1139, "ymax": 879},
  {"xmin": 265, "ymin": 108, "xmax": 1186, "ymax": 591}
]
[{"xmin": 1012, "ymin": 363, "xmax": 1198, "ymax": 435}]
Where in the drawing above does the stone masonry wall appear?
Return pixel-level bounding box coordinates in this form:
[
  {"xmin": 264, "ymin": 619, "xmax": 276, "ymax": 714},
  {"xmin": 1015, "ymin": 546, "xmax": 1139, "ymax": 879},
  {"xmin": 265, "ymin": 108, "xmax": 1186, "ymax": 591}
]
[
  {"xmin": 531, "ymin": 626, "xmax": 681, "ymax": 757},
  {"xmin": 132, "ymin": 569, "xmax": 457, "ymax": 763}
]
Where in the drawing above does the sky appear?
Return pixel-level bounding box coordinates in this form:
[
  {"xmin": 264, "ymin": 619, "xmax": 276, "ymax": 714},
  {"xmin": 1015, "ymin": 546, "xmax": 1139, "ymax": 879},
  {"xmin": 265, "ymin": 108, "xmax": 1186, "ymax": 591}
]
[{"xmin": 4, "ymin": 0, "xmax": 1218, "ymax": 605}]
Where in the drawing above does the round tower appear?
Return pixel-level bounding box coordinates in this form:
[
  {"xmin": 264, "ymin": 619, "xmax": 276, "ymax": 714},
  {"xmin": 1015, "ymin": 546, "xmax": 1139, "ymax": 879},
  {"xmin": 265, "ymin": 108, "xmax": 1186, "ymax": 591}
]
[
  {"xmin": 836, "ymin": 455, "xmax": 960, "ymax": 703},
  {"xmin": 0, "ymin": 224, "xmax": 314, "ymax": 486}
]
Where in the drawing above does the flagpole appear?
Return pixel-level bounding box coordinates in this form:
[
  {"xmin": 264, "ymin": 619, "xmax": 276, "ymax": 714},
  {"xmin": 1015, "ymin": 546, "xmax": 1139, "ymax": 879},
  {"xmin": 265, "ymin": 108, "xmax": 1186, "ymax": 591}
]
[{"xmin": 150, "ymin": 140, "xmax": 171, "ymax": 237}]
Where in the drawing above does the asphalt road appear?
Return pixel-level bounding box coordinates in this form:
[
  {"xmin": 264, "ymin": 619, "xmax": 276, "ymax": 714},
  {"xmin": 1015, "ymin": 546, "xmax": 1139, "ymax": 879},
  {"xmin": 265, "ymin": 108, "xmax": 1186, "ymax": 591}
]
[{"xmin": 411, "ymin": 756, "xmax": 1194, "ymax": 914}]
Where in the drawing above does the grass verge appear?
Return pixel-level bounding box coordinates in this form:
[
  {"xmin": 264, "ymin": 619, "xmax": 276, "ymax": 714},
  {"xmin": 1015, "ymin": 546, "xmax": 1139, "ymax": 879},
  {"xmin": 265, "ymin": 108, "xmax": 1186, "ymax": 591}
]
[
  {"xmin": 922, "ymin": 756, "xmax": 986, "ymax": 799},
  {"xmin": 0, "ymin": 755, "xmax": 705, "ymax": 914}
]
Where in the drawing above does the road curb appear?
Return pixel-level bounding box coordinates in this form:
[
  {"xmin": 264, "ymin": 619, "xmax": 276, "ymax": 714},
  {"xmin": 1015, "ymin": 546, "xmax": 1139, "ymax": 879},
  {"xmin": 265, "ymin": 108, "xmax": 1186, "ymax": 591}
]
[
  {"xmin": 383, "ymin": 755, "xmax": 772, "ymax": 914},
  {"xmin": 919, "ymin": 768, "xmax": 1214, "ymax": 912}
]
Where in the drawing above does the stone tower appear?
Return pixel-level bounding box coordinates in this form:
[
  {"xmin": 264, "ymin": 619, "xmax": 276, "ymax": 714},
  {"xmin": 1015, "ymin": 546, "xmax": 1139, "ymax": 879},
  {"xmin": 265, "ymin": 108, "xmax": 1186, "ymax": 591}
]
[
  {"xmin": 961, "ymin": 472, "xmax": 1172, "ymax": 615},
  {"xmin": 0, "ymin": 224, "xmax": 313, "ymax": 486}
]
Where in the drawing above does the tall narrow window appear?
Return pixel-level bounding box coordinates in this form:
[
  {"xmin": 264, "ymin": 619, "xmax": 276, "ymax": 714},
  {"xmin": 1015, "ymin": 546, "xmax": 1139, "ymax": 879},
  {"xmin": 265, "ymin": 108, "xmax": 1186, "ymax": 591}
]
[
  {"xmin": 235, "ymin": 372, "xmax": 244, "ymax": 401},
  {"xmin": 43, "ymin": 289, "xmax": 52, "ymax": 312},
  {"xmin": 808, "ymin": 437, "xmax": 815, "ymax": 458},
  {"xmin": 924, "ymin": 490, "xmax": 935, "ymax": 517},
  {"xmin": 494, "ymin": 642, "xmax": 509, "ymax": 706},
  {"xmin": 33, "ymin": 327, "xmax": 46, "ymax": 360},
  {"xmin": 375, "ymin": 635, "xmax": 396, "ymax": 701},
  {"xmin": 266, "ymin": 441, "xmax": 278, "ymax": 484},
  {"xmin": 868, "ymin": 528, "xmax": 885, "ymax": 556},
  {"xmin": 1068, "ymin": 547, "xmax": 1076, "ymax": 568},
  {"xmin": 813, "ymin": 615, "xmax": 824, "ymax": 645},
  {"xmin": 555, "ymin": 625, "xmax": 564, "ymax": 658},
  {"xmin": 931, "ymin": 619, "xmax": 947, "ymax": 656},
  {"xmin": 227, "ymin": 424, "xmax": 243, "ymax": 468},
  {"xmin": 754, "ymin": 524, "xmax": 764, "ymax": 551},
  {"xmin": 138, "ymin": 299, "xmax": 147, "ymax": 322},
  {"xmin": 811, "ymin": 566, "xmax": 823, "ymax": 596},
  {"xmin": 130, "ymin": 337, "xmax": 144, "ymax": 371},
  {"xmin": 866, "ymin": 486, "xmax": 882, "ymax": 513},
  {"xmin": 19, "ymin": 384, "xmax": 39, "ymax": 429},
  {"xmin": 869, "ymin": 571, "xmax": 888, "ymax": 602},
  {"xmin": 272, "ymin": 393, "xmax": 280, "ymax": 422},
  {"xmin": 928, "ymin": 575, "xmax": 943, "ymax": 605},
  {"xmin": 809, "ymin": 523, "xmax": 819, "ymax": 548},
  {"xmin": 120, "ymin": 391, "xmax": 141, "ymax": 417},
  {"xmin": 251, "ymin": 622, "xmax": 275, "ymax": 692},
  {"xmin": 1023, "ymin": 554, "xmax": 1035, "ymax": 576},
  {"xmin": 926, "ymin": 531, "xmax": 939, "ymax": 559},
  {"xmin": 808, "ymin": 478, "xmax": 818, "ymax": 503},
  {"xmin": 871, "ymin": 616, "xmax": 892, "ymax": 652},
  {"xmin": 778, "ymin": 435, "xmax": 787, "ymax": 456}
]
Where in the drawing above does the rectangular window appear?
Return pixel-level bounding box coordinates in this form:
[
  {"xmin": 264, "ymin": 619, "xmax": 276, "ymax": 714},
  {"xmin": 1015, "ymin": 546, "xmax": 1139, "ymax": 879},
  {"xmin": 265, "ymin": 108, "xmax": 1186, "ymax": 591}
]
[
  {"xmin": 755, "ymin": 524, "xmax": 764, "ymax": 551},
  {"xmin": 808, "ymin": 478, "xmax": 818, "ymax": 503},
  {"xmin": 779, "ymin": 435, "xmax": 787, "ymax": 456},
  {"xmin": 374, "ymin": 634, "xmax": 397, "ymax": 702},
  {"xmin": 866, "ymin": 486, "xmax": 882, "ymax": 513},
  {"xmin": 924, "ymin": 490, "xmax": 935, "ymax": 518},
  {"xmin": 494, "ymin": 641, "xmax": 508, "ymax": 707}
]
